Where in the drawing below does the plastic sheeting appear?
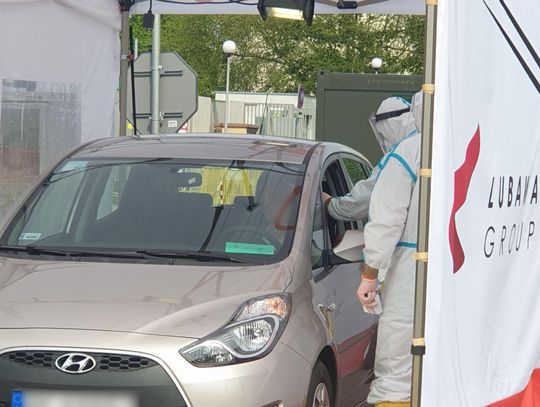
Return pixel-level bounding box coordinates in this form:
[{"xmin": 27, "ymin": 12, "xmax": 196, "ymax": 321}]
[{"xmin": 0, "ymin": 0, "xmax": 120, "ymax": 218}]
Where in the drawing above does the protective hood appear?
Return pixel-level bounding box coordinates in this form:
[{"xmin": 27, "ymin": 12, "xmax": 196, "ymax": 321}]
[
  {"xmin": 410, "ymin": 91, "xmax": 423, "ymax": 133},
  {"xmin": 370, "ymin": 97, "xmax": 417, "ymax": 152}
]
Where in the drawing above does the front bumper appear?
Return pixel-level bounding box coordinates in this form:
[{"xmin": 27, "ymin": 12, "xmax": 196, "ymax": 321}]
[{"xmin": 0, "ymin": 329, "xmax": 311, "ymax": 407}]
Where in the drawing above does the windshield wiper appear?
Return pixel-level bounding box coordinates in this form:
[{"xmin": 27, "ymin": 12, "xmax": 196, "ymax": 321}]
[
  {"xmin": 136, "ymin": 250, "xmax": 245, "ymax": 264},
  {"xmin": 0, "ymin": 245, "xmax": 145, "ymax": 259},
  {"xmin": 0, "ymin": 246, "xmax": 244, "ymax": 263},
  {"xmin": 0, "ymin": 245, "xmax": 72, "ymax": 257}
]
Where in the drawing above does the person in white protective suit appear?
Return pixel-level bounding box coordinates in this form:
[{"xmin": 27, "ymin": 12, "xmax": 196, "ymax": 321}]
[
  {"xmin": 322, "ymin": 97, "xmax": 416, "ymax": 222},
  {"xmin": 358, "ymin": 92, "xmax": 422, "ymax": 407}
]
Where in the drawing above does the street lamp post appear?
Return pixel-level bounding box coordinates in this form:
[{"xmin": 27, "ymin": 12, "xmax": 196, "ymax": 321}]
[
  {"xmin": 150, "ymin": 14, "xmax": 161, "ymax": 135},
  {"xmin": 371, "ymin": 57, "xmax": 383, "ymax": 74},
  {"xmin": 222, "ymin": 40, "xmax": 237, "ymax": 133}
]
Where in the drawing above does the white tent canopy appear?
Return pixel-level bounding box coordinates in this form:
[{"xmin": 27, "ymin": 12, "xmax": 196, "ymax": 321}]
[
  {"xmin": 0, "ymin": 0, "xmax": 121, "ymax": 29},
  {"xmin": 131, "ymin": 0, "xmax": 424, "ymax": 15},
  {"xmin": 0, "ymin": 0, "xmax": 120, "ymax": 217},
  {"xmin": 0, "ymin": 0, "xmax": 120, "ymax": 142}
]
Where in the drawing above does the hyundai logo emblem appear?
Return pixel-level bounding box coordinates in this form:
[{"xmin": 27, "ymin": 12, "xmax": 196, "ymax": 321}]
[{"xmin": 55, "ymin": 353, "xmax": 96, "ymax": 374}]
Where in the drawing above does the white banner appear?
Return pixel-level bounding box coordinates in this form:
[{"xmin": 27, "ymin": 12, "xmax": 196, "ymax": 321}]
[
  {"xmin": 0, "ymin": 0, "xmax": 120, "ymax": 217},
  {"xmin": 425, "ymin": 0, "xmax": 540, "ymax": 406}
]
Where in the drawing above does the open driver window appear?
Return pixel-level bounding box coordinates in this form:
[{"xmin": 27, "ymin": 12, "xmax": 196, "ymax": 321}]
[{"xmin": 321, "ymin": 159, "xmax": 355, "ymax": 248}]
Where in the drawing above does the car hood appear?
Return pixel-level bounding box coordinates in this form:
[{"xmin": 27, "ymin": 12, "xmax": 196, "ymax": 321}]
[{"xmin": 0, "ymin": 256, "xmax": 293, "ymax": 339}]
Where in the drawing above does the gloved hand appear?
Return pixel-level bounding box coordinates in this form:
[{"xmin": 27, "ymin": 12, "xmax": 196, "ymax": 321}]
[{"xmin": 357, "ymin": 277, "xmax": 378, "ymax": 309}]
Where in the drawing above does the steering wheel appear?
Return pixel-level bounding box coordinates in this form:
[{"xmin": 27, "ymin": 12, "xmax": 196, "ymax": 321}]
[{"xmin": 222, "ymin": 224, "xmax": 281, "ymax": 248}]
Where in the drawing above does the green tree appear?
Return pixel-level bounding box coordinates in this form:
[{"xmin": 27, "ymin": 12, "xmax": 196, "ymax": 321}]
[{"xmin": 130, "ymin": 14, "xmax": 424, "ymax": 97}]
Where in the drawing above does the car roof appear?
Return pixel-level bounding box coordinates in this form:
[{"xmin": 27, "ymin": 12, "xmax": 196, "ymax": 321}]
[{"xmin": 72, "ymin": 134, "xmax": 320, "ymax": 165}]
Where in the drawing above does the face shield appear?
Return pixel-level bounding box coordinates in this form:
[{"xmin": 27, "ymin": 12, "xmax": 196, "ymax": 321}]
[
  {"xmin": 369, "ymin": 105, "xmax": 411, "ymax": 153},
  {"xmin": 410, "ymin": 91, "xmax": 423, "ymax": 133}
]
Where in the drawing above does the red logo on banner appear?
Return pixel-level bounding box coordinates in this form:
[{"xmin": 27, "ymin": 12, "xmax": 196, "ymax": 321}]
[
  {"xmin": 487, "ymin": 368, "xmax": 540, "ymax": 406},
  {"xmin": 449, "ymin": 126, "xmax": 481, "ymax": 273}
]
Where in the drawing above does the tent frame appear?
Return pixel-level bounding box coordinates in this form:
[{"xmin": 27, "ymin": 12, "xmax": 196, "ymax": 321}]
[
  {"xmin": 119, "ymin": 1, "xmax": 134, "ymax": 137},
  {"xmin": 116, "ymin": 2, "xmax": 438, "ymax": 404},
  {"xmin": 411, "ymin": 1, "xmax": 438, "ymax": 406}
]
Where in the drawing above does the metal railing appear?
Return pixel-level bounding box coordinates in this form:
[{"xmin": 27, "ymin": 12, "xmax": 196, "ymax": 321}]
[{"xmin": 244, "ymin": 103, "xmax": 315, "ymax": 140}]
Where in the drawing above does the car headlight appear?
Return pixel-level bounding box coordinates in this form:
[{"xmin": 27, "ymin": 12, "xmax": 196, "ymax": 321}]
[{"xmin": 180, "ymin": 294, "xmax": 291, "ymax": 367}]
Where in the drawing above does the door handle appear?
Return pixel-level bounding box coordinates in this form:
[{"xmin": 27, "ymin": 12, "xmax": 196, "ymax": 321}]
[
  {"xmin": 317, "ymin": 303, "xmax": 336, "ymax": 340},
  {"xmin": 318, "ymin": 303, "xmax": 335, "ymax": 313}
]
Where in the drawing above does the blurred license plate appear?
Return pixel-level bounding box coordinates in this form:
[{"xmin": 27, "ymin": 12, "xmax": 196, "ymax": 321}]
[{"xmin": 12, "ymin": 390, "xmax": 138, "ymax": 407}]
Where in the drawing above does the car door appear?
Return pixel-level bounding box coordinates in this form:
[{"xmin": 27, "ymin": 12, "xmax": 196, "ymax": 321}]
[{"xmin": 311, "ymin": 154, "xmax": 378, "ymax": 406}]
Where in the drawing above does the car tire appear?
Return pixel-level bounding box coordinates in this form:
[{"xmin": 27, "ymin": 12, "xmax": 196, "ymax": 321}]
[{"xmin": 305, "ymin": 361, "xmax": 334, "ymax": 407}]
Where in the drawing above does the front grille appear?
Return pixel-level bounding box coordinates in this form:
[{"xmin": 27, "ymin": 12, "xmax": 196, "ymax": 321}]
[
  {"xmin": 0, "ymin": 350, "xmax": 188, "ymax": 407},
  {"xmin": 98, "ymin": 354, "xmax": 155, "ymax": 371},
  {"xmin": 1, "ymin": 351, "xmax": 156, "ymax": 372}
]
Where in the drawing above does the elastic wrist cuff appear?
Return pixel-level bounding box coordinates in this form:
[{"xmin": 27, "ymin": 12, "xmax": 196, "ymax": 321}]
[
  {"xmin": 362, "ymin": 264, "xmax": 379, "ymax": 280},
  {"xmin": 324, "ymin": 197, "xmax": 333, "ymax": 210}
]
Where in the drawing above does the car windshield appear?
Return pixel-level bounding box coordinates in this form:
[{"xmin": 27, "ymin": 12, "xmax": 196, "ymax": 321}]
[{"xmin": 1, "ymin": 158, "xmax": 305, "ymax": 264}]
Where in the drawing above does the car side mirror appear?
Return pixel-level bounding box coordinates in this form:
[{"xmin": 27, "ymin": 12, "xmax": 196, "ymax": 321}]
[{"xmin": 331, "ymin": 229, "xmax": 364, "ymax": 264}]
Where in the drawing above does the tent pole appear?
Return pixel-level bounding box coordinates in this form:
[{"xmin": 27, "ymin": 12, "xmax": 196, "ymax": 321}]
[
  {"xmin": 150, "ymin": 14, "xmax": 161, "ymax": 135},
  {"xmin": 119, "ymin": 7, "xmax": 131, "ymax": 137},
  {"xmin": 411, "ymin": 1, "xmax": 438, "ymax": 406},
  {"xmin": 129, "ymin": 25, "xmax": 138, "ymax": 135}
]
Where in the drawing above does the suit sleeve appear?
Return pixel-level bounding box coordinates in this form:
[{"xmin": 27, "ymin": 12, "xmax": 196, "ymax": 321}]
[{"xmin": 327, "ymin": 166, "xmax": 380, "ymax": 222}]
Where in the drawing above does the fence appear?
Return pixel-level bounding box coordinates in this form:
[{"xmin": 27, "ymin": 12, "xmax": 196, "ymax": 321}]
[{"xmin": 243, "ymin": 103, "xmax": 315, "ymax": 140}]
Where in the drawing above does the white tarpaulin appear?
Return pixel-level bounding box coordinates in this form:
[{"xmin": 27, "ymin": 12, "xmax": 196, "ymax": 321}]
[
  {"xmin": 131, "ymin": 0, "xmax": 424, "ymax": 15},
  {"xmin": 0, "ymin": 0, "xmax": 120, "ymax": 217},
  {"xmin": 424, "ymin": 0, "xmax": 540, "ymax": 405}
]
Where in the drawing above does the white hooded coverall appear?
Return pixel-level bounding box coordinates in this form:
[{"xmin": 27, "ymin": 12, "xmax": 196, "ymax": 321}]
[
  {"xmin": 364, "ymin": 96, "xmax": 421, "ymax": 404},
  {"xmin": 327, "ymin": 98, "xmax": 417, "ymax": 223}
]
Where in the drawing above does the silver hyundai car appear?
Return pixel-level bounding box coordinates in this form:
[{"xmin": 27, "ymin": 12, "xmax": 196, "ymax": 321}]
[{"xmin": 0, "ymin": 134, "xmax": 378, "ymax": 407}]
